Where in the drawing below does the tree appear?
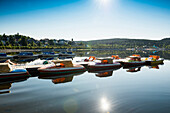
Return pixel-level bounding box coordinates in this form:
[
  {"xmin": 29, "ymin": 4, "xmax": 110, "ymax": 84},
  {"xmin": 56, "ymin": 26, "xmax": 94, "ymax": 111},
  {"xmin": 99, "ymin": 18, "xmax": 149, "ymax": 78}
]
[
  {"xmin": 2, "ymin": 33, "xmax": 7, "ymax": 41},
  {"xmin": 0, "ymin": 41, "xmax": 4, "ymax": 46},
  {"xmin": 9, "ymin": 36, "xmax": 15, "ymax": 46},
  {"xmin": 37, "ymin": 41, "xmax": 41, "ymax": 47},
  {"xmin": 49, "ymin": 40, "xmax": 54, "ymax": 46},
  {"xmin": 19, "ymin": 36, "xmax": 27, "ymax": 46}
]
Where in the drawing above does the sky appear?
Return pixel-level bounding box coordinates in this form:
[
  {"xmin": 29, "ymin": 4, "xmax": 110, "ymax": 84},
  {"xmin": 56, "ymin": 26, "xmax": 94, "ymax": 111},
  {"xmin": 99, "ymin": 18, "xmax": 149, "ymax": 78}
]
[{"xmin": 0, "ymin": 0, "xmax": 170, "ymax": 41}]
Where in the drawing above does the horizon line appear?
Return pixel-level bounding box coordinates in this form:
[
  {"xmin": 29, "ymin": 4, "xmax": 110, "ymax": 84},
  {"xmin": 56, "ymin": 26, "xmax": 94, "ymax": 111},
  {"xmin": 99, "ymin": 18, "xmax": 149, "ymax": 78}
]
[{"xmin": 0, "ymin": 33, "xmax": 169, "ymax": 41}]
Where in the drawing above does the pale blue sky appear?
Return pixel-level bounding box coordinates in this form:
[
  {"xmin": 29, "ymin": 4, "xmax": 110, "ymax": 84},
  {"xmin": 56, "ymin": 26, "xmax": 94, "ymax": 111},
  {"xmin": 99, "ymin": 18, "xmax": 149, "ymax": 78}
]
[{"xmin": 0, "ymin": 0, "xmax": 170, "ymax": 41}]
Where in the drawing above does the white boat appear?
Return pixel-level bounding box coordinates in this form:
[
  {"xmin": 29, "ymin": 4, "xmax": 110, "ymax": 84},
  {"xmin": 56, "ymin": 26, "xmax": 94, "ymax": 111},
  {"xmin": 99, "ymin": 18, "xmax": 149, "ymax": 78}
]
[
  {"xmin": 38, "ymin": 60, "xmax": 86, "ymax": 76},
  {"xmin": 87, "ymin": 58, "xmax": 122, "ymax": 71},
  {"xmin": 120, "ymin": 55, "xmax": 146, "ymax": 67},
  {"xmin": 0, "ymin": 63, "xmax": 30, "ymax": 80}
]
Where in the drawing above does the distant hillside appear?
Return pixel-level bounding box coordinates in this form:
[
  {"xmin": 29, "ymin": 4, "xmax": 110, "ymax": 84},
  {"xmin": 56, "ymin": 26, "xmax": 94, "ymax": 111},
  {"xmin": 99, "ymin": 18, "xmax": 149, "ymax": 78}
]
[
  {"xmin": 77, "ymin": 38, "xmax": 170, "ymax": 49},
  {"xmin": 0, "ymin": 33, "xmax": 86, "ymax": 49},
  {"xmin": 0, "ymin": 33, "xmax": 170, "ymax": 49}
]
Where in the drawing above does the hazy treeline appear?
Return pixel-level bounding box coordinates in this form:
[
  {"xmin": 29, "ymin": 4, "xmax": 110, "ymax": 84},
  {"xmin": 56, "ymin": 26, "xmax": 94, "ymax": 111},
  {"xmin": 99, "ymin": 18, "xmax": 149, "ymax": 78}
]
[{"xmin": 78, "ymin": 38, "xmax": 170, "ymax": 49}]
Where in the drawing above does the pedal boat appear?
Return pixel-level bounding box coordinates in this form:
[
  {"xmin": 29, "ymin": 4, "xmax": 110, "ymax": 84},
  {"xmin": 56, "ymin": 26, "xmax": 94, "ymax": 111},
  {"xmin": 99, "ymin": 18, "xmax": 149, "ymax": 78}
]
[
  {"xmin": 111, "ymin": 55, "xmax": 127, "ymax": 63},
  {"xmin": 76, "ymin": 56, "xmax": 98, "ymax": 68},
  {"xmin": 87, "ymin": 58, "xmax": 121, "ymax": 71},
  {"xmin": 39, "ymin": 52, "xmax": 59, "ymax": 58},
  {"xmin": 0, "ymin": 63, "xmax": 30, "ymax": 80},
  {"xmin": 38, "ymin": 60, "xmax": 86, "ymax": 76},
  {"xmin": 142, "ymin": 55, "xmax": 164, "ymax": 65},
  {"xmin": 0, "ymin": 53, "xmax": 13, "ymax": 61},
  {"xmin": 120, "ymin": 55, "xmax": 146, "ymax": 67}
]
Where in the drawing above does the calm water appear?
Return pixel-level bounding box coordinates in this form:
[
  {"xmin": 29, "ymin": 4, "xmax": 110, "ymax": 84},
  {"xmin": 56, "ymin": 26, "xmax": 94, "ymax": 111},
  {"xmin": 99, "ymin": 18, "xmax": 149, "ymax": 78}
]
[{"xmin": 1, "ymin": 52, "xmax": 170, "ymax": 113}]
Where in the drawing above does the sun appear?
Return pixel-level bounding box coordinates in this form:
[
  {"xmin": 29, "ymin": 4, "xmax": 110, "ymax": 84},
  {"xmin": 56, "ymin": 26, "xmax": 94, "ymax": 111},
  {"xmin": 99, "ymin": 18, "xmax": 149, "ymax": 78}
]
[
  {"xmin": 101, "ymin": 0, "xmax": 110, "ymax": 3},
  {"xmin": 99, "ymin": 0, "xmax": 110, "ymax": 4},
  {"xmin": 95, "ymin": 0, "xmax": 112, "ymax": 7}
]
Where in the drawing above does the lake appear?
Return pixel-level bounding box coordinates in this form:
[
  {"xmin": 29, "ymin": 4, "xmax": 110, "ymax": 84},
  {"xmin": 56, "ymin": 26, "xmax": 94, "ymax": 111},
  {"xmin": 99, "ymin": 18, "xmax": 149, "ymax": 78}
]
[{"xmin": 0, "ymin": 50, "xmax": 170, "ymax": 113}]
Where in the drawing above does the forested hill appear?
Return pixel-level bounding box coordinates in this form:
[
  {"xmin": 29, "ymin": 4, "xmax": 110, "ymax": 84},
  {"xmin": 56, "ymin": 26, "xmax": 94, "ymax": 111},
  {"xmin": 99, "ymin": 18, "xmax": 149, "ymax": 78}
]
[
  {"xmin": 78, "ymin": 38, "xmax": 170, "ymax": 49},
  {"xmin": 0, "ymin": 33, "xmax": 170, "ymax": 49}
]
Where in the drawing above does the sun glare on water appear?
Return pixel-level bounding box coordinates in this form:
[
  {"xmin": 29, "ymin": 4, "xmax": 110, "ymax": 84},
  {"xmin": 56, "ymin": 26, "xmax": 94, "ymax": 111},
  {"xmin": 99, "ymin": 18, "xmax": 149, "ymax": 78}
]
[{"xmin": 101, "ymin": 97, "xmax": 110, "ymax": 112}]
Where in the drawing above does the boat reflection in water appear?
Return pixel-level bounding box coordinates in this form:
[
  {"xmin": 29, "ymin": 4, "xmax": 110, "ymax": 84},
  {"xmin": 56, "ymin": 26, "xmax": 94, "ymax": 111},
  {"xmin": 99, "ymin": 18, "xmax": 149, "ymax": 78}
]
[
  {"xmin": 125, "ymin": 66, "xmax": 143, "ymax": 73},
  {"xmin": 39, "ymin": 71, "xmax": 85, "ymax": 84},
  {"xmin": 0, "ymin": 83, "xmax": 11, "ymax": 95},
  {"xmin": 88, "ymin": 67, "xmax": 121, "ymax": 78},
  {"xmin": 52, "ymin": 75, "xmax": 73, "ymax": 84},
  {"xmin": 148, "ymin": 63, "xmax": 164, "ymax": 70},
  {"xmin": 96, "ymin": 71, "xmax": 113, "ymax": 78},
  {"xmin": 58, "ymin": 56, "xmax": 74, "ymax": 60},
  {"xmin": 0, "ymin": 76, "xmax": 29, "ymax": 95}
]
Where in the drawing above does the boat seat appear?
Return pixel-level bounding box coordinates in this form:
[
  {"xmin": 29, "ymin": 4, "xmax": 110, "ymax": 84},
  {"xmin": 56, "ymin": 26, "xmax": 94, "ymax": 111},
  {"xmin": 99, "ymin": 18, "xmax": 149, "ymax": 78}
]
[{"xmin": 0, "ymin": 63, "xmax": 13, "ymax": 73}]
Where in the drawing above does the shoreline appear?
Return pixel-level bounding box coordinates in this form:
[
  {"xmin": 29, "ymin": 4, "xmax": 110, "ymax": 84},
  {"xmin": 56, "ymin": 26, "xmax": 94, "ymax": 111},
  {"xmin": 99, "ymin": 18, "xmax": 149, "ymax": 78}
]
[{"xmin": 0, "ymin": 48, "xmax": 169, "ymax": 53}]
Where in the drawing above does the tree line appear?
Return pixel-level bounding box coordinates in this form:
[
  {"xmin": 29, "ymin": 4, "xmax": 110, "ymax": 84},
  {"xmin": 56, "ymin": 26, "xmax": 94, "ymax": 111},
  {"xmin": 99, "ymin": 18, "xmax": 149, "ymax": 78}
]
[
  {"xmin": 0, "ymin": 33, "xmax": 87, "ymax": 49},
  {"xmin": 1, "ymin": 33, "xmax": 170, "ymax": 49}
]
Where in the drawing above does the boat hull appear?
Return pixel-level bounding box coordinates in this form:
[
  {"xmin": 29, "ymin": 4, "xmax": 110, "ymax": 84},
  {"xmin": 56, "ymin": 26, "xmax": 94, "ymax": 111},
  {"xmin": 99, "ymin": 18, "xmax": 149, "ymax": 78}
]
[
  {"xmin": 146, "ymin": 60, "xmax": 164, "ymax": 65},
  {"xmin": 39, "ymin": 71, "xmax": 85, "ymax": 79},
  {"xmin": 38, "ymin": 67, "xmax": 86, "ymax": 76},
  {"xmin": 121, "ymin": 61, "xmax": 146, "ymax": 68},
  {"xmin": 0, "ymin": 69, "xmax": 30, "ymax": 80},
  {"xmin": 88, "ymin": 63, "xmax": 121, "ymax": 71}
]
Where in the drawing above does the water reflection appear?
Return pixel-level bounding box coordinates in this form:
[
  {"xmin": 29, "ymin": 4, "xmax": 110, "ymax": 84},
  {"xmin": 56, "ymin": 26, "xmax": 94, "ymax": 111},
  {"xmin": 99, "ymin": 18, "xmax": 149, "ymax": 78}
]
[
  {"xmin": 39, "ymin": 71, "xmax": 85, "ymax": 84},
  {"xmin": 0, "ymin": 83, "xmax": 11, "ymax": 94},
  {"xmin": 40, "ymin": 57, "xmax": 55, "ymax": 60},
  {"xmin": 88, "ymin": 67, "xmax": 121, "ymax": 78},
  {"xmin": 0, "ymin": 76, "xmax": 29, "ymax": 95},
  {"xmin": 52, "ymin": 76, "xmax": 73, "ymax": 84},
  {"xmin": 148, "ymin": 63, "xmax": 164, "ymax": 70},
  {"xmin": 101, "ymin": 97, "xmax": 110, "ymax": 112},
  {"xmin": 12, "ymin": 57, "xmax": 38, "ymax": 63},
  {"xmin": 0, "ymin": 56, "xmax": 169, "ymax": 113},
  {"xmin": 59, "ymin": 56, "xmax": 74, "ymax": 60},
  {"xmin": 125, "ymin": 66, "xmax": 143, "ymax": 73},
  {"xmin": 96, "ymin": 71, "xmax": 113, "ymax": 78}
]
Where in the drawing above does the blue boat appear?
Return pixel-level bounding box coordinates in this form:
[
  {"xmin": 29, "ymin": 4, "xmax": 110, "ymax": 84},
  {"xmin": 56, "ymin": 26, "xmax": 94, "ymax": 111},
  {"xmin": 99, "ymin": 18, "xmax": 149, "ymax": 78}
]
[
  {"xmin": 0, "ymin": 53, "xmax": 12, "ymax": 61},
  {"xmin": 59, "ymin": 52, "xmax": 75, "ymax": 57},
  {"xmin": 17, "ymin": 52, "xmax": 34, "ymax": 58},
  {"xmin": 40, "ymin": 52, "xmax": 59, "ymax": 57},
  {"xmin": 0, "ymin": 63, "xmax": 30, "ymax": 81}
]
